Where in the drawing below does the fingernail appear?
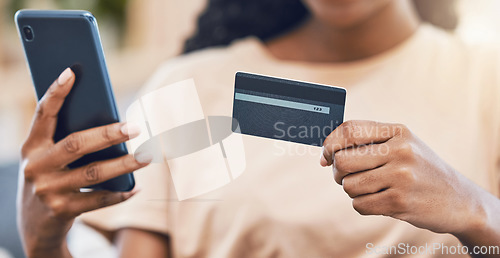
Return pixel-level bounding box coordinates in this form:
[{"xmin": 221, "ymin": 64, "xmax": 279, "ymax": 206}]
[
  {"xmin": 121, "ymin": 123, "xmax": 141, "ymax": 138},
  {"xmin": 134, "ymin": 152, "xmax": 153, "ymax": 164},
  {"xmin": 58, "ymin": 68, "xmax": 73, "ymax": 86}
]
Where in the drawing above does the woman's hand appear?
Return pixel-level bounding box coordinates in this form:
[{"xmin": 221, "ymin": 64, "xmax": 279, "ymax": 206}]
[
  {"xmin": 18, "ymin": 68, "xmax": 151, "ymax": 257},
  {"xmin": 321, "ymin": 120, "xmax": 500, "ymax": 242}
]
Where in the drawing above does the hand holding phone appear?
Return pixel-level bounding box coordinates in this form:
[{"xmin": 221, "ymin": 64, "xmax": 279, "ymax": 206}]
[
  {"xmin": 17, "ymin": 69, "xmax": 149, "ymax": 257},
  {"xmin": 16, "ymin": 10, "xmax": 136, "ymax": 191}
]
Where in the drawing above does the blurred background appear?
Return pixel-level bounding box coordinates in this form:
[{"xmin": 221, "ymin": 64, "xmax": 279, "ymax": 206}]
[{"xmin": 0, "ymin": 0, "xmax": 500, "ymax": 257}]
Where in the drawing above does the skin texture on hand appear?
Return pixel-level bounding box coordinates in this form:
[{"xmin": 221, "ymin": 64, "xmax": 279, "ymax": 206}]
[
  {"xmin": 17, "ymin": 68, "xmax": 151, "ymax": 257},
  {"xmin": 321, "ymin": 120, "xmax": 500, "ymax": 256}
]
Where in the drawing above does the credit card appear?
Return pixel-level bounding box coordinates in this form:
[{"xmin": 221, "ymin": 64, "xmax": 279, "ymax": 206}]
[{"xmin": 232, "ymin": 72, "xmax": 346, "ymax": 146}]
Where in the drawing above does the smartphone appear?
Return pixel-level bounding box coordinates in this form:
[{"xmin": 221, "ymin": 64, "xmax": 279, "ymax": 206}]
[{"xmin": 15, "ymin": 10, "xmax": 135, "ymax": 191}]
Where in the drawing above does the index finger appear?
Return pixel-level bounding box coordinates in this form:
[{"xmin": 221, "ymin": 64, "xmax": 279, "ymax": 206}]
[
  {"xmin": 27, "ymin": 68, "xmax": 75, "ymax": 145},
  {"xmin": 321, "ymin": 120, "xmax": 401, "ymax": 166},
  {"xmin": 46, "ymin": 122, "xmax": 140, "ymax": 168}
]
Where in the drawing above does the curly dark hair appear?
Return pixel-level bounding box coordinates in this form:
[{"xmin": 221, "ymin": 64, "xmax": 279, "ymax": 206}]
[{"xmin": 183, "ymin": 0, "xmax": 458, "ymax": 53}]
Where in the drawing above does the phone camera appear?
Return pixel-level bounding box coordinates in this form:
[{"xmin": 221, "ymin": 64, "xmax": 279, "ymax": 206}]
[{"xmin": 23, "ymin": 26, "xmax": 34, "ymax": 41}]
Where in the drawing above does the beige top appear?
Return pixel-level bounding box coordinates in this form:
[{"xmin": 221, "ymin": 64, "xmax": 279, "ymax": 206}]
[{"xmin": 81, "ymin": 24, "xmax": 500, "ymax": 257}]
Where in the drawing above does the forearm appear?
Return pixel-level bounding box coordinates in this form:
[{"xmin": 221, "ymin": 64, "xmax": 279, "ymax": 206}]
[
  {"xmin": 454, "ymin": 187, "xmax": 500, "ymax": 258},
  {"xmin": 26, "ymin": 240, "xmax": 72, "ymax": 258}
]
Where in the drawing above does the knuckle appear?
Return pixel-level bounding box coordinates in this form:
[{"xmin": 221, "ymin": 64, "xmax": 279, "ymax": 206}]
[
  {"xmin": 23, "ymin": 162, "xmax": 37, "ymax": 181},
  {"xmin": 35, "ymin": 102, "xmax": 45, "ymax": 118},
  {"xmin": 343, "ymin": 178, "xmax": 360, "ymax": 198},
  {"xmin": 395, "ymin": 124, "xmax": 411, "ymax": 138},
  {"xmin": 46, "ymin": 84, "xmax": 65, "ymax": 100},
  {"xmin": 395, "ymin": 167, "xmax": 415, "ymax": 184},
  {"xmin": 48, "ymin": 197, "xmax": 71, "ymax": 219},
  {"xmin": 63, "ymin": 133, "xmax": 82, "ymax": 154},
  {"xmin": 333, "ymin": 151, "xmax": 343, "ymax": 165},
  {"xmin": 97, "ymin": 194, "xmax": 114, "ymax": 208},
  {"xmin": 84, "ymin": 163, "xmax": 100, "ymax": 183},
  {"xmin": 332, "ymin": 167, "xmax": 343, "ymax": 185},
  {"xmin": 342, "ymin": 121, "xmax": 355, "ymax": 133},
  {"xmin": 342, "ymin": 122, "xmax": 356, "ymax": 144},
  {"xmin": 35, "ymin": 96, "xmax": 58, "ymax": 119},
  {"xmin": 322, "ymin": 138, "xmax": 334, "ymax": 153},
  {"xmin": 333, "ymin": 152, "xmax": 351, "ymax": 173},
  {"xmin": 359, "ymin": 173, "xmax": 375, "ymax": 186},
  {"xmin": 34, "ymin": 181, "xmax": 52, "ymax": 196},
  {"xmin": 397, "ymin": 142, "xmax": 414, "ymax": 159},
  {"xmin": 352, "ymin": 199, "xmax": 369, "ymax": 215},
  {"xmin": 345, "ymin": 121, "xmax": 365, "ymax": 146},
  {"xmin": 342, "ymin": 178, "xmax": 354, "ymax": 195},
  {"xmin": 46, "ymin": 83, "xmax": 56, "ymax": 96},
  {"xmin": 20, "ymin": 142, "xmax": 31, "ymax": 158},
  {"xmin": 102, "ymin": 125, "xmax": 114, "ymax": 142}
]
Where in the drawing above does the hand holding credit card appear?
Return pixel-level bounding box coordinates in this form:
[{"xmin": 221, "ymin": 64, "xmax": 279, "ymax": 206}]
[{"xmin": 232, "ymin": 72, "xmax": 346, "ymax": 146}]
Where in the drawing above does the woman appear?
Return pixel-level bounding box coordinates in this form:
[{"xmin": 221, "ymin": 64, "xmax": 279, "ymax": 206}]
[{"xmin": 18, "ymin": 0, "xmax": 500, "ymax": 257}]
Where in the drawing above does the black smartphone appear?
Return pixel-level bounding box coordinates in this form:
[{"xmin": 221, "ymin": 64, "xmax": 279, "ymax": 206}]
[{"xmin": 15, "ymin": 10, "xmax": 135, "ymax": 191}]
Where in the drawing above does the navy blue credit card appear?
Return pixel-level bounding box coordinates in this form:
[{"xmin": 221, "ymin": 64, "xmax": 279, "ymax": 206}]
[{"xmin": 232, "ymin": 72, "xmax": 346, "ymax": 146}]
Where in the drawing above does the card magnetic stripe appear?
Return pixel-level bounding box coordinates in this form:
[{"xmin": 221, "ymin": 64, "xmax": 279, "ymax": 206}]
[{"xmin": 234, "ymin": 92, "xmax": 330, "ymax": 114}]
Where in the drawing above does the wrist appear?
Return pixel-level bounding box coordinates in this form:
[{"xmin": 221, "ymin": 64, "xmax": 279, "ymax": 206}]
[
  {"xmin": 453, "ymin": 185, "xmax": 500, "ymax": 246},
  {"xmin": 26, "ymin": 240, "xmax": 71, "ymax": 258},
  {"xmin": 22, "ymin": 216, "xmax": 73, "ymax": 256},
  {"xmin": 26, "ymin": 234, "xmax": 70, "ymax": 258},
  {"xmin": 458, "ymin": 206, "xmax": 488, "ymax": 240}
]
